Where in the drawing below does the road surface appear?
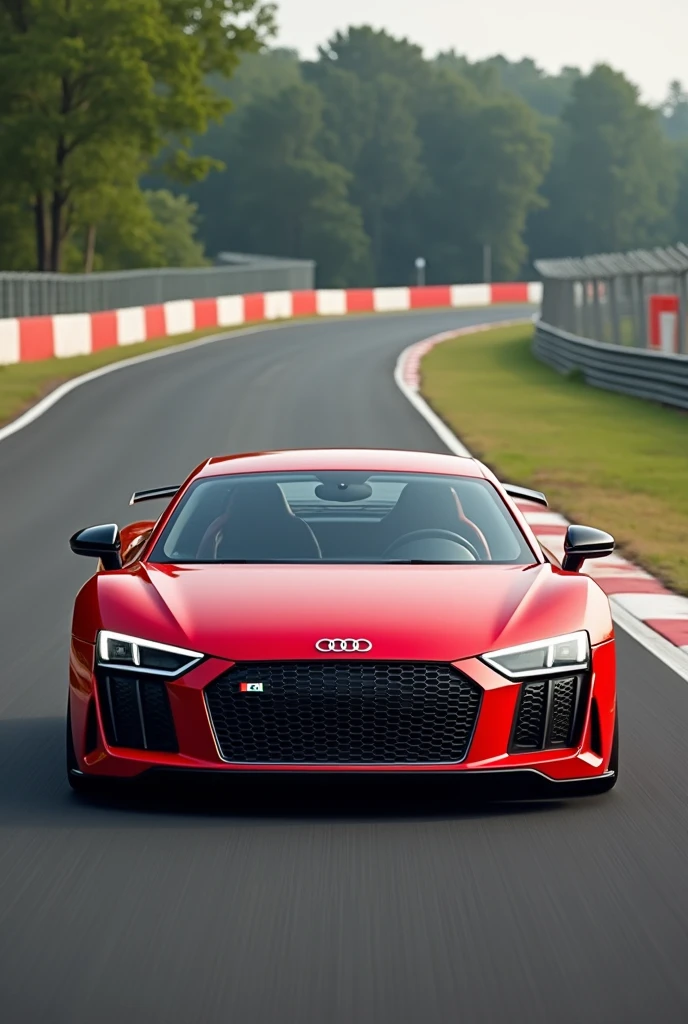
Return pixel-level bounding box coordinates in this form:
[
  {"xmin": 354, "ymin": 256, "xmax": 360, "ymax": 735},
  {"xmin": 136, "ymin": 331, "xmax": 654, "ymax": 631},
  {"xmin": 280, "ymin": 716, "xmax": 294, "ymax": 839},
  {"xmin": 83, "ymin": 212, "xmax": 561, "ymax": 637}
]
[{"xmin": 1, "ymin": 307, "xmax": 687, "ymax": 1023}]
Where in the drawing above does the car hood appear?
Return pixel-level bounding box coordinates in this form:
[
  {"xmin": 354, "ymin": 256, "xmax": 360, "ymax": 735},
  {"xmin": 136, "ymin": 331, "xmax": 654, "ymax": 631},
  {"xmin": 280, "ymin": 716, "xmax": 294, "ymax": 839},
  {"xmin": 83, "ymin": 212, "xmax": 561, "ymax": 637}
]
[{"xmin": 88, "ymin": 562, "xmax": 612, "ymax": 663}]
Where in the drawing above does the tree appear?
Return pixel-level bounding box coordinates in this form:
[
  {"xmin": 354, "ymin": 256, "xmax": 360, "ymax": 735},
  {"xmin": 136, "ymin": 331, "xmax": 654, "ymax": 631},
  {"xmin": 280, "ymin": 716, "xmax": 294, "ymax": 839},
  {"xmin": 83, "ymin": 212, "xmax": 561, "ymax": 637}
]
[
  {"xmin": 316, "ymin": 26, "xmax": 428, "ymax": 92},
  {"xmin": 306, "ymin": 30, "xmax": 425, "ymax": 280},
  {"xmin": 437, "ymin": 53, "xmax": 580, "ymax": 120},
  {"xmin": 0, "ymin": 179, "xmax": 35, "ymax": 271},
  {"xmin": 85, "ymin": 189, "xmax": 208, "ymax": 271},
  {"xmin": 349, "ymin": 74, "xmax": 422, "ymax": 276},
  {"xmin": 673, "ymin": 142, "xmax": 688, "ymax": 241},
  {"xmin": 0, "ymin": 0, "xmax": 275, "ymax": 271},
  {"xmin": 661, "ymin": 81, "xmax": 688, "ymax": 141},
  {"xmin": 399, "ymin": 70, "xmax": 551, "ymax": 282},
  {"xmin": 224, "ymin": 83, "xmax": 372, "ymax": 286},
  {"xmin": 532, "ymin": 66, "xmax": 677, "ymax": 258}
]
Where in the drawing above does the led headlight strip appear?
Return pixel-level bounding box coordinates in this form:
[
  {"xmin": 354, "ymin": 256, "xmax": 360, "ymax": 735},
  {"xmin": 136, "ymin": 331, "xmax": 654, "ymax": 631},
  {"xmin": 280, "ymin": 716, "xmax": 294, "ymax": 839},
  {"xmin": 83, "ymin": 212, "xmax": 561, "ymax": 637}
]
[
  {"xmin": 481, "ymin": 631, "xmax": 590, "ymax": 679},
  {"xmin": 97, "ymin": 630, "xmax": 203, "ymax": 677}
]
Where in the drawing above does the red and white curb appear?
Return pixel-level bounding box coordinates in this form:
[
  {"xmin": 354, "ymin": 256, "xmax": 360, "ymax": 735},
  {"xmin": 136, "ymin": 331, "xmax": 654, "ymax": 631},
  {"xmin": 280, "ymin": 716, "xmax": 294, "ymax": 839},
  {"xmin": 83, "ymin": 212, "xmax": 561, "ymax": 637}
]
[
  {"xmin": 0, "ymin": 282, "xmax": 542, "ymax": 367},
  {"xmin": 395, "ymin": 327, "xmax": 688, "ymax": 681}
]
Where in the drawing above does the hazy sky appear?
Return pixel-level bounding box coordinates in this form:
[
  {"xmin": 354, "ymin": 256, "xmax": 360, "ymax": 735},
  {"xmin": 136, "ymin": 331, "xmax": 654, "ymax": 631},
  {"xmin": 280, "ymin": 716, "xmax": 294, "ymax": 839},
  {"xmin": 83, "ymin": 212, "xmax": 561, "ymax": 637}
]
[{"xmin": 274, "ymin": 0, "xmax": 687, "ymax": 102}]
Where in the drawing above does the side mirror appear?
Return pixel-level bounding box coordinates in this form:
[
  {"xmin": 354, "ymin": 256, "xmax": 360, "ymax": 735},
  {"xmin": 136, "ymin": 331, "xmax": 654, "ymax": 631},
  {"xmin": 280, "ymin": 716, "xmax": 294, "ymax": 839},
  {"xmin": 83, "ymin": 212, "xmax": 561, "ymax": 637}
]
[
  {"xmin": 562, "ymin": 524, "xmax": 614, "ymax": 573},
  {"xmin": 70, "ymin": 524, "xmax": 122, "ymax": 570}
]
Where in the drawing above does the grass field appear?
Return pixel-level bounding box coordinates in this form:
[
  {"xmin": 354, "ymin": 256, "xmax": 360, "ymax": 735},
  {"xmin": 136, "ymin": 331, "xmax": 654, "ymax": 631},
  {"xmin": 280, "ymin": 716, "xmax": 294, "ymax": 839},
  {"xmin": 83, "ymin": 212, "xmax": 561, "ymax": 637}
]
[{"xmin": 421, "ymin": 323, "xmax": 688, "ymax": 594}]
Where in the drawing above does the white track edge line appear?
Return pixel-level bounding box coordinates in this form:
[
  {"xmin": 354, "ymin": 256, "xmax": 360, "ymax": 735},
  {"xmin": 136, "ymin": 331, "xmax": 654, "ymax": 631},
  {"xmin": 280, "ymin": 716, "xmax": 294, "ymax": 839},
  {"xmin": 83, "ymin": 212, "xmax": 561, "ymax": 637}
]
[
  {"xmin": 394, "ymin": 327, "xmax": 688, "ymax": 684},
  {"xmin": 609, "ymin": 599, "xmax": 688, "ymax": 682},
  {"xmin": 393, "ymin": 344, "xmax": 471, "ymax": 457},
  {"xmin": 0, "ymin": 321, "xmax": 301, "ymax": 445},
  {"xmin": 0, "ymin": 306, "xmax": 521, "ymax": 445}
]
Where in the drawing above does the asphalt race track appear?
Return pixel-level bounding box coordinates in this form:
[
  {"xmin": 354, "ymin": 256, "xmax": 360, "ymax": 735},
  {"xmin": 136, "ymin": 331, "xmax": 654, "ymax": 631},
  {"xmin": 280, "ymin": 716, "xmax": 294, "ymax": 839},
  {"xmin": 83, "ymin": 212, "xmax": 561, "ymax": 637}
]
[{"xmin": 1, "ymin": 306, "xmax": 688, "ymax": 1024}]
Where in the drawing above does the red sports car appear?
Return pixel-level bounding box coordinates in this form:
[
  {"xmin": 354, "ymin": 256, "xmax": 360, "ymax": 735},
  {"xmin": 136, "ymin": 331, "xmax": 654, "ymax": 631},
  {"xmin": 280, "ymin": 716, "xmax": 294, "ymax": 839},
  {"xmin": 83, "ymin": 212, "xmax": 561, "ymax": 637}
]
[{"xmin": 67, "ymin": 449, "xmax": 618, "ymax": 798}]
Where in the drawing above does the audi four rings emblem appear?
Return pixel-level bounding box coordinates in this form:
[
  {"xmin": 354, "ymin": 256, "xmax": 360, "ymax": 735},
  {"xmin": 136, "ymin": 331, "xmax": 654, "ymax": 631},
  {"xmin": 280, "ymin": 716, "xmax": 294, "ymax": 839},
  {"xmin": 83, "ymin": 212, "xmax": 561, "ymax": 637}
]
[{"xmin": 315, "ymin": 638, "xmax": 373, "ymax": 653}]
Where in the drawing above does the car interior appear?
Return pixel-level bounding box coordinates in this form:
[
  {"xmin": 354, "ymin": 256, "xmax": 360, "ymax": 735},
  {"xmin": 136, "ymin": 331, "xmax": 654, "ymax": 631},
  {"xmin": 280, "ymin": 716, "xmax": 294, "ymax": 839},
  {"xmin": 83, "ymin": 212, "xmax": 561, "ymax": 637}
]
[{"xmin": 152, "ymin": 472, "xmax": 533, "ymax": 565}]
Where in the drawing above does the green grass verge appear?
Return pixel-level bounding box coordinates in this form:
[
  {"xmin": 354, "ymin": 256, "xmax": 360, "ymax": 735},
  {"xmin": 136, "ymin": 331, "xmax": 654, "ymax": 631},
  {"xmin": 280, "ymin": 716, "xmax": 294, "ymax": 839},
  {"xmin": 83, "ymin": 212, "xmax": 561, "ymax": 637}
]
[
  {"xmin": 421, "ymin": 324, "xmax": 688, "ymax": 594},
  {"xmin": 0, "ymin": 325, "xmax": 255, "ymax": 429}
]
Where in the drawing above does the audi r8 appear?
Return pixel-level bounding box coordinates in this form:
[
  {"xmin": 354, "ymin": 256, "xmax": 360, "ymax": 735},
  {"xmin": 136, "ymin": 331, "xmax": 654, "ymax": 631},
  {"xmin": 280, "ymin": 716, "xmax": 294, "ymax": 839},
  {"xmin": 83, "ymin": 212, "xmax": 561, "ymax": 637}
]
[{"xmin": 67, "ymin": 449, "xmax": 618, "ymax": 798}]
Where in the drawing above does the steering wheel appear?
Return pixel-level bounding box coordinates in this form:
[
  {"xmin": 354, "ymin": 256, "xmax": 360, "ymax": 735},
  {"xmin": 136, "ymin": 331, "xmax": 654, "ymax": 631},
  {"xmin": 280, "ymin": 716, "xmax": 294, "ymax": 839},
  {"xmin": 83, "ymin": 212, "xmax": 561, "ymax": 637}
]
[{"xmin": 383, "ymin": 529, "xmax": 481, "ymax": 561}]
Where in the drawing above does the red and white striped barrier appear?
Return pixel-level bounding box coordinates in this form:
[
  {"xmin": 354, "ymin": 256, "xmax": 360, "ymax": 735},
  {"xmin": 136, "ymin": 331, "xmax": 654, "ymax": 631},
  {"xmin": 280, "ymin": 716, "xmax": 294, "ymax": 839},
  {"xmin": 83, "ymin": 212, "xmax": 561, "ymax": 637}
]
[{"xmin": 0, "ymin": 282, "xmax": 542, "ymax": 366}]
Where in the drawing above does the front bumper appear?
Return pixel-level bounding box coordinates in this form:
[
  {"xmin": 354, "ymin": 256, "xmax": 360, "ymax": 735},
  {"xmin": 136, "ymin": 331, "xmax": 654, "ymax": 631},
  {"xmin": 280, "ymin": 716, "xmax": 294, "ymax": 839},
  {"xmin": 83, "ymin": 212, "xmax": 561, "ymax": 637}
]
[{"xmin": 69, "ymin": 637, "xmax": 617, "ymax": 787}]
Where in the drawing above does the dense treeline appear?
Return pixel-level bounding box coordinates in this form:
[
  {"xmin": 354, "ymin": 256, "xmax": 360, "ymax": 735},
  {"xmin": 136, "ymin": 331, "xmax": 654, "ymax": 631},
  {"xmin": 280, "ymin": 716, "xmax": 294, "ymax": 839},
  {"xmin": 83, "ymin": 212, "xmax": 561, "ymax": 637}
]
[{"xmin": 2, "ymin": 7, "xmax": 688, "ymax": 284}]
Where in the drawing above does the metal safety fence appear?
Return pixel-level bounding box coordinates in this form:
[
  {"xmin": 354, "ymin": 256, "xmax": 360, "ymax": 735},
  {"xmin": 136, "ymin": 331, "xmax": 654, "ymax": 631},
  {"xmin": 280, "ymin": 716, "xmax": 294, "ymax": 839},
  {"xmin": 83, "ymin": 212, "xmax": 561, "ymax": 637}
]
[
  {"xmin": 536, "ymin": 244, "xmax": 688, "ymax": 353},
  {"xmin": 0, "ymin": 252, "xmax": 315, "ymax": 319},
  {"xmin": 534, "ymin": 245, "xmax": 688, "ymax": 409}
]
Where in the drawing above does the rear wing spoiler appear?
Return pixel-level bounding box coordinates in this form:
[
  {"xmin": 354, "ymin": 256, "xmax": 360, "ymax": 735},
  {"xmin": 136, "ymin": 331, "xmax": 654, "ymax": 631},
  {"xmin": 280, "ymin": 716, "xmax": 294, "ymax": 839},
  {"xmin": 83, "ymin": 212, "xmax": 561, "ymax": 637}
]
[
  {"xmin": 502, "ymin": 484, "xmax": 548, "ymax": 507},
  {"xmin": 130, "ymin": 482, "xmax": 548, "ymax": 508},
  {"xmin": 130, "ymin": 486, "xmax": 180, "ymax": 506}
]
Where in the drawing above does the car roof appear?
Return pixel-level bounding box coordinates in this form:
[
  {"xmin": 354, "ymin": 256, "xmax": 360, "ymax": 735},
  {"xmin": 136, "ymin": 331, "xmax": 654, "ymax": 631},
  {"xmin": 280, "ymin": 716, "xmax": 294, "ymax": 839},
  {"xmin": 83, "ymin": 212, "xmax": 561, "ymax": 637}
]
[{"xmin": 195, "ymin": 449, "xmax": 488, "ymax": 480}]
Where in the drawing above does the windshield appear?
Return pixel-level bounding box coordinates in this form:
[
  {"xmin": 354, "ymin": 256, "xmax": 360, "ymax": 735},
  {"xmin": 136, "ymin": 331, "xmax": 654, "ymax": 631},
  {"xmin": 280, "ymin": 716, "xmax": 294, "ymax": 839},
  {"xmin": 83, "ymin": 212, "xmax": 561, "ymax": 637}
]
[{"xmin": 150, "ymin": 471, "xmax": 535, "ymax": 565}]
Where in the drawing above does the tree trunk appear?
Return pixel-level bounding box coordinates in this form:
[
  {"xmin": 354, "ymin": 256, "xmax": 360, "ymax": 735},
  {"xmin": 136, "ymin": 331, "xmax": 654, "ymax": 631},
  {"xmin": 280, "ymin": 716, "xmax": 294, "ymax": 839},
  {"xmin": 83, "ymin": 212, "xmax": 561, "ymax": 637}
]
[
  {"xmin": 49, "ymin": 190, "xmax": 67, "ymax": 272},
  {"xmin": 49, "ymin": 125, "xmax": 69, "ymax": 272},
  {"xmin": 34, "ymin": 193, "xmax": 51, "ymax": 271},
  {"xmin": 371, "ymin": 203, "xmax": 383, "ymax": 282},
  {"xmin": 83, "ymin": 224, "xmax": 97, "ymax": 273}
]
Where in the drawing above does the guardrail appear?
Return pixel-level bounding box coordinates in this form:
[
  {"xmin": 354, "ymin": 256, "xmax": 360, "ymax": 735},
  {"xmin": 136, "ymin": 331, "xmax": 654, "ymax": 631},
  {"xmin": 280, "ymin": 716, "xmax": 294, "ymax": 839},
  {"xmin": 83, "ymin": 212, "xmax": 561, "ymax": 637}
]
[
  {"xmin": 0, "ymin": 253, "xmax": 315, "ymax": 319},
  {"xmin": 534, "ymin": 321, "xmax": 688, "ymax": 410}
]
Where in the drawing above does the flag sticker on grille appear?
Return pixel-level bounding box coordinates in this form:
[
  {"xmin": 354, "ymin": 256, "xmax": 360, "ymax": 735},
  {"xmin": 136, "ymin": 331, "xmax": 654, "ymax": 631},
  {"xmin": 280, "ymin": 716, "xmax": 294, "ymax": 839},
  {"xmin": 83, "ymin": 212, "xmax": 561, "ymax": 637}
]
[{"xmin": 239, "ymin": 682, "xmax": 264, "ymax": 693}]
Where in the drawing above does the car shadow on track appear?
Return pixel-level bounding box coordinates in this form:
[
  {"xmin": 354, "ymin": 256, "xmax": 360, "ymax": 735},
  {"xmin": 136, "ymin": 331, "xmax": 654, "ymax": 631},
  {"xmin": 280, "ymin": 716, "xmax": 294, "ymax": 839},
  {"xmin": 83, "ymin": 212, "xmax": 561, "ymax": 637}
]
[{"xmin": 0, "ymin": 716, "xmax": 568, "ymax": 828}]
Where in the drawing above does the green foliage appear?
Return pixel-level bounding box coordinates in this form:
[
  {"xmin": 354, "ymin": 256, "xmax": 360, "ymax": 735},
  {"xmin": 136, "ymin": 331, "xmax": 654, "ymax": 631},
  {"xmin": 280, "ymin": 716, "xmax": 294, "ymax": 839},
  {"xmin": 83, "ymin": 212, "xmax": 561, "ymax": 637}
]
[
  {"xmin": 673, "ymin": 142, "xmax": 688, "ymax": 242},
  {"xmin": 292, "ymin": 29, "xmax": 549, "ymax": 284},
  {"xmin": 436, "ymin": 53, "xmax": 580, "ymax": 120},
  {"xmin": 660, "ymin": 81, "xmax": 688, "ymax": 142},
  {"xmin": 3, "ymin": 15, "xmax": 688, "ymax": 283},
  {"xmin": 406, "ymin": 73, "xmax": 550, "ymax": 281},
  {"xmin": 214, "ymin": 82, "xmax": 372, "ymax": 285},
  {"xmin": 0, "ymin": 181, "xmax": 35, "ymax": 270},
  {"xmin": 530, "ymin": 66, "xmax": 677, "ymax": 257},
  {"xmin": 0, "ymin": 0, "xmax": 275, "ymax": 270},
  {"xmin": 87, "ymin": 189, "xmax": 209, "ymax": 270},
  {"xmin": 317, "ymin": 26, "xmax": 428, "ymax": 91}
]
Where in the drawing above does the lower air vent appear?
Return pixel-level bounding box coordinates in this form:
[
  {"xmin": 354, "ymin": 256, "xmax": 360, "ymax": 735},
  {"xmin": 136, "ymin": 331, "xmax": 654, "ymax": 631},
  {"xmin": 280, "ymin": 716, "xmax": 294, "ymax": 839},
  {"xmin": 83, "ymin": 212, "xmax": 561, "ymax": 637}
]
[
  {"xmin": 84, "ymin": 698, "xmax": 99, "ymax": 755},
  {"xmin": 512, "ymin": 680, "xmax": 548, "ymax": 749},
  {"xmin": 96, "ymin": 671, "xmax": 178, "ymax": 752},
  {"xmin": 511, "ymin": 675, "xmax": 586, "ymax": 753}
]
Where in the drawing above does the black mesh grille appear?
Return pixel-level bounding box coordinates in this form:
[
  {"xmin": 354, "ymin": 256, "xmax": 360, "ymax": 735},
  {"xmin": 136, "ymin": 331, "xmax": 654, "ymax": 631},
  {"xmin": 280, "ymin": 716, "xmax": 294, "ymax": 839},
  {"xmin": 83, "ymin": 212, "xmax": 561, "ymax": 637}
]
[
  {"xmin": 549, "ymin": 677, "xmax": 579, "ymax": 746},
  {"xmin": 512, "ymin": 680, "xmax": 547, "ymax": 749},
  {"xmin": 511, "ymin": 674, "xmax": 585, "ymax": 752},
  {"xmin": 97, "ymin": 672, "xmax": 178, "ymax": 752},
  {"xmin": 205, "ymin": 661, "xmax": 482, "ymax": 764}
]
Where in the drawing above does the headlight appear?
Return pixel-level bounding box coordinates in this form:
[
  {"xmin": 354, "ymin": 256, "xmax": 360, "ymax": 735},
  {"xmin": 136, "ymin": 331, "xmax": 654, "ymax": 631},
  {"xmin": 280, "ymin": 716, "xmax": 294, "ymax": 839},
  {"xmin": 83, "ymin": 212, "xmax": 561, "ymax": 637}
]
[
  {"xmin": 97, "ymin": 631, "xmax": 203, "ymax": 677},
  {"xmin": 481, "ymin": 631, "xmax": 589, "ymax": 679}
]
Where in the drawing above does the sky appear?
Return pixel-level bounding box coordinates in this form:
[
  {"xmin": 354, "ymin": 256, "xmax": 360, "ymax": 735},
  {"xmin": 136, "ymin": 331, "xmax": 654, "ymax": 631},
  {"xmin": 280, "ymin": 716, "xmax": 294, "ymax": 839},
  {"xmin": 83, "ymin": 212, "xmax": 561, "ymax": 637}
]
[{"xmin": 274, "ymin": 0, "xmax": 688, "ymax": 103}]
